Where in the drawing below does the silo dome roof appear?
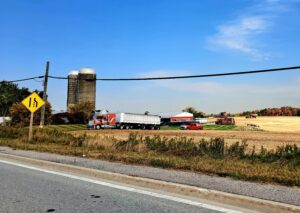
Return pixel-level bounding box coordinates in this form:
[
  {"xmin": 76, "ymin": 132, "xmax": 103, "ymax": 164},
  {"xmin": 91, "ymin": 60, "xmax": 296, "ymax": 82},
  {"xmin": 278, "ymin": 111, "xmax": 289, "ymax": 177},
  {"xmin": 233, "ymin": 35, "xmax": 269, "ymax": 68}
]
[
  {"xmin": 79, "ymin": 68, "xmax": 96, "ymax": 75},
  {"xmin": 68, "ymin": 70, "xmax": 79, "ymax": 75}
]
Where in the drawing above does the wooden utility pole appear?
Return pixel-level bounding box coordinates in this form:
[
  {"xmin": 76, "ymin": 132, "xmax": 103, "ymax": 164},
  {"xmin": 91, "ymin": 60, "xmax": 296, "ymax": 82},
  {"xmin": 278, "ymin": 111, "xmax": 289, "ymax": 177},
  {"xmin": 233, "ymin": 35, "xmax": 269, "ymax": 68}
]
[
  {"xmin": 29, "ymin": 112, "xmax": 34, "ymax": 141},
  {"xmin": 40, "ymin": 61, "xmax": 50, "ymax": 127}
]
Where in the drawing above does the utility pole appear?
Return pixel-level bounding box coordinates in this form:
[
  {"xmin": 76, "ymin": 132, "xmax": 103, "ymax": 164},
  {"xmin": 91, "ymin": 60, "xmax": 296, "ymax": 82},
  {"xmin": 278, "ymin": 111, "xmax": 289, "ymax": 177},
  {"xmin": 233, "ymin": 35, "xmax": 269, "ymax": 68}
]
[{"xmin": 40, "ymin": 61, "xmax": 50, "ymax": 127}]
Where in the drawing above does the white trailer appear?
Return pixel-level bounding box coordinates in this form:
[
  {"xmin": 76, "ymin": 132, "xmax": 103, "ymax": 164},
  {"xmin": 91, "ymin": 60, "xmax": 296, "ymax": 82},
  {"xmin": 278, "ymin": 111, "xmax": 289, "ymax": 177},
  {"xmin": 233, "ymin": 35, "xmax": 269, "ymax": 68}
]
[{"xmin": 116, "ymin": 113, "xmax": 160, "ymax": 129}]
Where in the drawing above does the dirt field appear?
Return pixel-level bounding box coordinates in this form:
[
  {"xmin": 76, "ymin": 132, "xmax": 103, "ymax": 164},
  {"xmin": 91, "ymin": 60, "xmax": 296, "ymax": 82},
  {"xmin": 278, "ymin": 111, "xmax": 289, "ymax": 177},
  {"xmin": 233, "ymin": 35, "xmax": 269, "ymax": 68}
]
[
  {"xmin": 71, "ymin": 129, "xmax": 300, "ymax": 150},
  {"xmin": 208, "ymin": 116, "xmax": 300, "ymax": 132},
  {"xmin": 235, "ymin": 116, "xmax": 300, "ymax": 132}
]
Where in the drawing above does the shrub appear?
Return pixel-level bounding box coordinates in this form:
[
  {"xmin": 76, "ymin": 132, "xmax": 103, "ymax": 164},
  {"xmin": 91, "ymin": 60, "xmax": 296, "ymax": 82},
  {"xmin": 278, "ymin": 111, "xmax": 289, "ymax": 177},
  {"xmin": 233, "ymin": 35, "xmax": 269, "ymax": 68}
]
[
  {"xmin": 227, "ymin": 141, "xmax": 248, "ymax": 157},
  {"xmin": 9, "ymin": 101, "xmax": 52, "ymax": 127},
  {"xmin": 52, "ymin": 112, "xmax": 86, "ymax": 124},
  {"xmin": 113, "ymin": 132, "xmax": 141, "ymax": 151},
  {"xmin": 208, "ymin": 137, "xmax": 225, "ymax": 158}
]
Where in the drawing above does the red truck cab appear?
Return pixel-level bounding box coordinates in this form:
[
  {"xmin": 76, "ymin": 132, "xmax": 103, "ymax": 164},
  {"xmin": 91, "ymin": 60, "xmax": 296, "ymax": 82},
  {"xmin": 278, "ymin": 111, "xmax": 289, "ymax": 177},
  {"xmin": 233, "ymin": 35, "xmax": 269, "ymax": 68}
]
[{"xmin": 180, "ymin": 122, "xmax": 203, "ymax": 130}]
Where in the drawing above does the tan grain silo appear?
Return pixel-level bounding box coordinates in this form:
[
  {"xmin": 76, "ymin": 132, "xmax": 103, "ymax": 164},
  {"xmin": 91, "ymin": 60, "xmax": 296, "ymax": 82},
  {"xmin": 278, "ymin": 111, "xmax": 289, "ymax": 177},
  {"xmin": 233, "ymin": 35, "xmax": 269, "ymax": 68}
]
[
  {"xmin": 78, "ymin": 68, "xmax": 96, "ymax": 110},
  {"xmin": 67, "ymin": 70, "xmax": 79, "ymax": 112}
]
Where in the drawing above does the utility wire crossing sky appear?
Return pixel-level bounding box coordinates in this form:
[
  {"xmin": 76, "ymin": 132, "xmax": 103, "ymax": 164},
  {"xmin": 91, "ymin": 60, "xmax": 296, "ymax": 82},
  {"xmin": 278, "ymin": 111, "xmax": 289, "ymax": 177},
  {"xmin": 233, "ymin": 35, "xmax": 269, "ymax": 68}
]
[{"xmin": 4, "ymin": 66, "xmax": 300, "ymax": 83}]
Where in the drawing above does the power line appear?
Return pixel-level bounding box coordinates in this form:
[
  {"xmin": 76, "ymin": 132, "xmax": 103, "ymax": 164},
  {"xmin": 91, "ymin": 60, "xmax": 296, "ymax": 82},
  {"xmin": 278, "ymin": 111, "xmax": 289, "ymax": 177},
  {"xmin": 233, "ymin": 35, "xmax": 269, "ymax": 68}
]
[
  {"xmin": 2, "ymin": 66, "xmax": 300, "ymax": 82},
  {"xmin": 2, "ymin": 76, "xmax": 44, "ymax": 83},
  {"xmin": 49, "ymin": 66, "xmax": 300, "ymax": 81},
  {"xmin": 95, "ymin": 66, "xmax": 300, "ymax": 81}
]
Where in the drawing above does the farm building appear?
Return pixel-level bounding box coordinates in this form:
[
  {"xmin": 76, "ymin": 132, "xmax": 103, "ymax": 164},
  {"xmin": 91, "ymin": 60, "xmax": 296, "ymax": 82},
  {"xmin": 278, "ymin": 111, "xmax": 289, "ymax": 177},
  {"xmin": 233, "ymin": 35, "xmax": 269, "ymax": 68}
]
[{"xmin": 160, "ymin": 112, "xmax": 193, "ymax": 123}]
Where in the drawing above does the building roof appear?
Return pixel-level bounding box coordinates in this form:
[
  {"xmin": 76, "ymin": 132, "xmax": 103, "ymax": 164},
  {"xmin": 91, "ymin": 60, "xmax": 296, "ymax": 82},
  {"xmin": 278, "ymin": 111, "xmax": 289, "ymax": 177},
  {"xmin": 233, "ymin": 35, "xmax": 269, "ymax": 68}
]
[{"xmin": 159, "ymin": 112, "xmax": 193, "ymax": 119}]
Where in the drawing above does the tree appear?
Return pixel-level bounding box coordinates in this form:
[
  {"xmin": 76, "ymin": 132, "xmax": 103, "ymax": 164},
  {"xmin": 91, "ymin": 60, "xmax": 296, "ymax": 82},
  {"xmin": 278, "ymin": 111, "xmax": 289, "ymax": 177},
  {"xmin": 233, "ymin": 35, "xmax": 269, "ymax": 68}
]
[
  {"xmin": 69, "ymin": 101, "xmax": 94, "ymax": 122},
  {"xmin": 182, "ymin": 107, "xmax": 205, "ymax": 118},
  {"xmin": 0, "ymin": 81, "xmax": 30, "ymax": 116},
  {"xmin": 9, "ymin": 101, "xmax": 52, "ymax": 127}
]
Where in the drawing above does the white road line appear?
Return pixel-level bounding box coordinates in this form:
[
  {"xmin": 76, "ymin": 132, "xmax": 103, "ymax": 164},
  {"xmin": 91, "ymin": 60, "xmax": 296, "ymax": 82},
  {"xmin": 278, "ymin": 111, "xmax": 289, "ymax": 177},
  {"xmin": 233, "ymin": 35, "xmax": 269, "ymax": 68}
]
[{"xmin": 0, "ymin": 160, "xmax": 242, "ymax": 213}]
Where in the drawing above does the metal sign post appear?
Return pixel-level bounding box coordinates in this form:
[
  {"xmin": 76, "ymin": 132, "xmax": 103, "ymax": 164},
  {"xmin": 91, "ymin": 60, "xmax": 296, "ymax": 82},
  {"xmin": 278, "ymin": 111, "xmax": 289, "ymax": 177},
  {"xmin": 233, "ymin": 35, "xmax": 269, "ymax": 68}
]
[{"xmin": 21, "ymin": 92, "xmax": 45, "ymax": 142}]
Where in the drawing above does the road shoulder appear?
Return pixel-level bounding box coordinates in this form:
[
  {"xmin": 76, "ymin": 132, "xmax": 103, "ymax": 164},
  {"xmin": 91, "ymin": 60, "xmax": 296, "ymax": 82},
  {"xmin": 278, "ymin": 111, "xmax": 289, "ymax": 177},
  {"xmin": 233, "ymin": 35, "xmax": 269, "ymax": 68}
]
[{"xmin": 0, "ymin": 146, "xmax": 299, "ymax": 209}]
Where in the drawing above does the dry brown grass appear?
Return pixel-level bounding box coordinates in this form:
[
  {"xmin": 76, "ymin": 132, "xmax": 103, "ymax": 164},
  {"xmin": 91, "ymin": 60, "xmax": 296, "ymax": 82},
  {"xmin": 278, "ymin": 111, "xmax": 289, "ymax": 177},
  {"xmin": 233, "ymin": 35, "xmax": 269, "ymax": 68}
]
[
  {"xmin": 1, "ymin": 127, "xmax": 299, "ymax": 186},
  {"xmin": 71, "ymin": 129, "xmax": 300, "ymax": 151},
  {"xmin": 234, "ymin": 116, "xmax": 300, "ymax": 132}
]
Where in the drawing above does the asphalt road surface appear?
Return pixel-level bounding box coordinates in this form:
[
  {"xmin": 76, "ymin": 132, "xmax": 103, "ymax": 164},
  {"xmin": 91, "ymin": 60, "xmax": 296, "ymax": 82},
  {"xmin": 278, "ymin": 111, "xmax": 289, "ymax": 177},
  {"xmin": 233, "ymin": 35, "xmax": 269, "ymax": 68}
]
[{"xmin": 0, "ymin": 161, "xmax": 238, "ymax": 213}]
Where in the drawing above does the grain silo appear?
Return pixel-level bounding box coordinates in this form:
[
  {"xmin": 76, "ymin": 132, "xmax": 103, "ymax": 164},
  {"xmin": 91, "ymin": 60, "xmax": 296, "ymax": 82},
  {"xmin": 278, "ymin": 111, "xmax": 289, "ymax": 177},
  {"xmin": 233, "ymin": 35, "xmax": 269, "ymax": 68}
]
[
  {"xmin": 67, "ymin": 70, "xmax": 79, "ymax": 112},
  {"xmin": 78, "ymin": 68, "xmax": 96, "ymax": 110}
]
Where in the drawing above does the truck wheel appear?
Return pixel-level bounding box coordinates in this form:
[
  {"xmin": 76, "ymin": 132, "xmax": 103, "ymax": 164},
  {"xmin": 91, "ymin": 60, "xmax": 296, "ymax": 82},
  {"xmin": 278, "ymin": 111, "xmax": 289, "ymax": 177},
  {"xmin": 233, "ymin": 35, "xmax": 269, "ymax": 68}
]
[
  {"xmin": 155, "ymin": 126, "xmax": 160, "ymax": 130},
  {"xmin": 120, "ymin": 125, "xmax": 124, "ymax": 130},
  {"xmin": 150, "ymin": 126, "xmax": 155, "ymax": 130},
  {"xmin": 96, "ymin": 125, "xmax": 101, "ymax": 130},
  {"xmin": 125, "ymin": 125, "xmax": 130, "ymax": 130}
]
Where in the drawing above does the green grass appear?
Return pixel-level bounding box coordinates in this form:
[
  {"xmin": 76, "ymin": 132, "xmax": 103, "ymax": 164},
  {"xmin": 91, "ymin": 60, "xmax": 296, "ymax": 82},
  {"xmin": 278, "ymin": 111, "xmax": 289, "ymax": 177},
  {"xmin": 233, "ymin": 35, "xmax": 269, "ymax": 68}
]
[
  {"xmin": 160, "ymin": 125, "xmax": 180, "ymax": 130},
  {"xmin": 203, "ymin": 125, "xmax": 236, "ymax": 131},
  {"xmin": 161, "ymin": 125, "xmax": 237, "ymax": 131},
  {"xmin": 43, "ymin": 124, "xmax": 87, "ymax": 132}
]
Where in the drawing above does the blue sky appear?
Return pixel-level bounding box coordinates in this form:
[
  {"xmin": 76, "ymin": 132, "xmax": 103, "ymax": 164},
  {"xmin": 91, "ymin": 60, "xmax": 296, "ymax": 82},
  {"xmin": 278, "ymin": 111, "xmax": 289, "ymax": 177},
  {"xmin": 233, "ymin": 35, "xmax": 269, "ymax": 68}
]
[{"xmin": 1, "ymin": 0, "xmax": 300, "ymax": 113}]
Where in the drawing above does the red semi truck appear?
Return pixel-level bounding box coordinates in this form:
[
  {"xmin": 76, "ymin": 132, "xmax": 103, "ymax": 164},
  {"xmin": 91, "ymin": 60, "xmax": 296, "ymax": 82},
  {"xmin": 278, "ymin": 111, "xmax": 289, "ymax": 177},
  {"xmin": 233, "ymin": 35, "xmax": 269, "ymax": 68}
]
[{"xmin": 88, "ymin": 111, "xmax": 161, "ymax": 130}]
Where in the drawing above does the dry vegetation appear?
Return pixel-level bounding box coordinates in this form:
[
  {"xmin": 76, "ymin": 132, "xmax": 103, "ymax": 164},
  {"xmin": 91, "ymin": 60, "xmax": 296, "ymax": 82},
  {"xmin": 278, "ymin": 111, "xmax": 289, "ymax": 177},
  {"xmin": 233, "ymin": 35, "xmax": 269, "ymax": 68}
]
[
  {"xmin": 234, "ymin": 116, "xmax": 300, "ymax": 132},
  {"xmin": 71, "ymin": 129, "xmax": 300, "ymax": 151},
  {"xmin": 0, "ymin": 127, "xmax": 299, "ymax": 186}
]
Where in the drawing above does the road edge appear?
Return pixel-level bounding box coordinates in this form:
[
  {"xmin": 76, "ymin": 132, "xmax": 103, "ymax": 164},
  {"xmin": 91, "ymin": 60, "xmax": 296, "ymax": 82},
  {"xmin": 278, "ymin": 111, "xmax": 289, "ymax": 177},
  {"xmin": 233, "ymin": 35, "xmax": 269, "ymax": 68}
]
[{"xmin": 0, "ymin": 153, "xmax": 299, "ymax": 213}]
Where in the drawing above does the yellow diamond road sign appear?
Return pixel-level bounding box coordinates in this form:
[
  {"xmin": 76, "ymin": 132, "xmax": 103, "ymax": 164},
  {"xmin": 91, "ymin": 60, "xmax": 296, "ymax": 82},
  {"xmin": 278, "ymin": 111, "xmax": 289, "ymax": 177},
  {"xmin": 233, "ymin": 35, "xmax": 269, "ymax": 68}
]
[{"xmin": 22, "ymin": 92, "xmax": 45, "ymax": 113}]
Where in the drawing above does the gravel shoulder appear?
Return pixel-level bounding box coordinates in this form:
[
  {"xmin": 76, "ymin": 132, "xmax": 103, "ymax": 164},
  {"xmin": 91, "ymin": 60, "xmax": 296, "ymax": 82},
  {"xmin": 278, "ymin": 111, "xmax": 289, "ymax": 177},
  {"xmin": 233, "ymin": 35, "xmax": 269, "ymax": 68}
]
[{"xmin": 0, "ymin": 146, "xmax": 299, "ymax": 206}]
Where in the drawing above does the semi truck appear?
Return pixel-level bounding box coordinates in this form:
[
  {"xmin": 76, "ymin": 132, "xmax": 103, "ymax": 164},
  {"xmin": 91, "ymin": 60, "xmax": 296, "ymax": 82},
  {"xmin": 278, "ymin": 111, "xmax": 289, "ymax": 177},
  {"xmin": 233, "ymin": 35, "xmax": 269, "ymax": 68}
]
[{"xmin": 88, "ymin": 111, "xmax": 161, "ymax": 130}]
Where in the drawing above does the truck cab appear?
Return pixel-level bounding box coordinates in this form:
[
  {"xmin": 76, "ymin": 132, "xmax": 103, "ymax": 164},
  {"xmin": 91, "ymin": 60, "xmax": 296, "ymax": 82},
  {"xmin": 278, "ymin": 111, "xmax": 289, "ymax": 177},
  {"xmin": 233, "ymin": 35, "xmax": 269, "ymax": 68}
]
[{"xmin": 88, "ymin": 112, "xmax": 117, "ymax": 129}]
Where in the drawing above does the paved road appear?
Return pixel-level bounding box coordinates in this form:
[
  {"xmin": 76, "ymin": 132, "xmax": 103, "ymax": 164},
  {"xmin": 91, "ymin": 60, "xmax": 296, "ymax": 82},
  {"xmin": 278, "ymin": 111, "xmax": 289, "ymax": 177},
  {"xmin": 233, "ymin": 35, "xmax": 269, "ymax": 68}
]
[
  {"xmin": 1, "ymin": 147, "xmax": 299, "ymax": 206},
  {"xmin": 0, "ymin": 161, "xmax": 230, "ymax": 213}
]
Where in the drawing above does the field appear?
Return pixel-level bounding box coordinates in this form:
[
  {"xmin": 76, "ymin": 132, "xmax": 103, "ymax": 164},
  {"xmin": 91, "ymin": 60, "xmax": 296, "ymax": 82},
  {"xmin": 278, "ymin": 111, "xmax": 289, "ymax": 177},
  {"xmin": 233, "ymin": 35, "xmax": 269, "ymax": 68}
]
[
  {"xmin": 234, "ymin": 116, "xmax": 300, "ymax": 132},
  {"xmin": 48, "ymin": 116, "xmax": 300, "ymax": 150},
  {"xmin": 70, "ymin": 129, "xmax": 300, "ymax": 150}
]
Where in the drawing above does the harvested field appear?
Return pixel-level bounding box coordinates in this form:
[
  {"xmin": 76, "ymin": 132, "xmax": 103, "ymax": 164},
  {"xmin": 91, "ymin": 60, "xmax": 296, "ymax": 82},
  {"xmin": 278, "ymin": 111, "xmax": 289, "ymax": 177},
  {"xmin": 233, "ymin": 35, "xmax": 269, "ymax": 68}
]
[
  {"xmin": 70, "ymin": 129, "xmax": 300, "ymax": 150},
  {"xmin": 213, "ymin": 116, "xmax": 300, "ymax": 132}
]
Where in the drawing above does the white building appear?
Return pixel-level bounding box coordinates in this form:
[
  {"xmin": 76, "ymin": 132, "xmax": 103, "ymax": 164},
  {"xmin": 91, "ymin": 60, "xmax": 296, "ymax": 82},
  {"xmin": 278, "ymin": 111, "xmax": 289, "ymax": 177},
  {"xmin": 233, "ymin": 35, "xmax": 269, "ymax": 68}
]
[{"xmin": 160, "ymin": 112, "xmax": 193, "ymax": 123}]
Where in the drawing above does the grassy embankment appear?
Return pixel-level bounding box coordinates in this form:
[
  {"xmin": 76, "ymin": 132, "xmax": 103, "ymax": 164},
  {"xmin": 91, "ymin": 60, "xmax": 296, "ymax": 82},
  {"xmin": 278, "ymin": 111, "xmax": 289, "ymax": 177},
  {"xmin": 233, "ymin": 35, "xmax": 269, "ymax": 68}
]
[
  {"xmin": 161, "ymin": 124, "xmax": 260, "ymax": 131},
  {"xmin": 0, "ymin": 126, "xmax": 299, "ymax": 186},
  {"xmin": 44, "ymin": 124, "xmax": 86, "ymax": 131},
  {"xmin": 161, "ymin": 125, "xmax": 237, "ymax": 131},
  {"xmin": 47, "ymin": 124, "xmax": 237, "ymax": 131}
]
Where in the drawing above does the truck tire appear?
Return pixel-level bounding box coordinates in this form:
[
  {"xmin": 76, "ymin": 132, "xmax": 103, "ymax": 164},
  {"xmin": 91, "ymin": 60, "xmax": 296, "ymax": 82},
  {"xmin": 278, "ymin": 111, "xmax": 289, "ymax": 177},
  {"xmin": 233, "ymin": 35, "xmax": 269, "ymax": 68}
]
[
  {"xmin": 150, "ymin": 126, "xmax": 155, "ymax": 130},
  {"xmin": 96, "ymin": 125, "xmax": 101, "ymax": 130},
  {"xmin": 125, "ymin": 125, "xmax": 130, "ymax": 130},
  {"xmin": 120, "ymin": 125, "xmax": 125, "ymax": 130}
]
